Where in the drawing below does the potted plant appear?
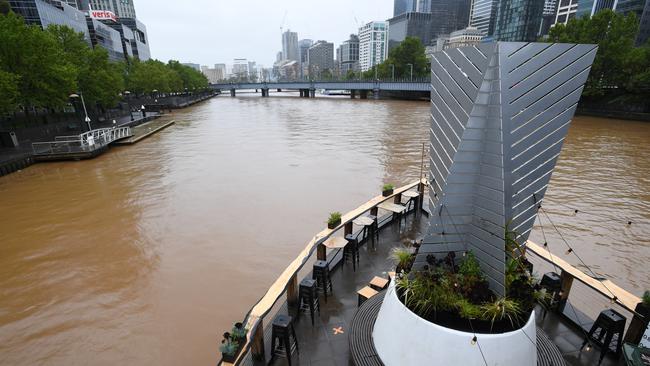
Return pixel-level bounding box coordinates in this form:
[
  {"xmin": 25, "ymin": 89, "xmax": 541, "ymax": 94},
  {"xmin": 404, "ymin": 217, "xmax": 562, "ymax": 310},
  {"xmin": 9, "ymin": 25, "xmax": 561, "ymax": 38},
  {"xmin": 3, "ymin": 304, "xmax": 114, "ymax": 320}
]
[
  {"xmin": 219, "ymin": 332, "xmax": 240, "ymax": 364},
  {"xmin": 391, "ymin": 247, "xmax": 414, "ymax": 274},
  {"xmin": 382, "ymin": 183, "xmax": 395, "ymax": 197},
  {"xmin": 327, "ymin": 212, "xmax": 342, "ymax": 229}
]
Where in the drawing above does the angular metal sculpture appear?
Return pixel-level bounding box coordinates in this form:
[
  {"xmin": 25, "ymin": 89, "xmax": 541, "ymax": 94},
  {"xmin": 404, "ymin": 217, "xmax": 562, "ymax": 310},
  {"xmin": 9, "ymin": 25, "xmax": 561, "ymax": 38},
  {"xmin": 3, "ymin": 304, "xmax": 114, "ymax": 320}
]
[{"xmin": 420, "ymin": 42, "xmax": 598, "ymax": 295}]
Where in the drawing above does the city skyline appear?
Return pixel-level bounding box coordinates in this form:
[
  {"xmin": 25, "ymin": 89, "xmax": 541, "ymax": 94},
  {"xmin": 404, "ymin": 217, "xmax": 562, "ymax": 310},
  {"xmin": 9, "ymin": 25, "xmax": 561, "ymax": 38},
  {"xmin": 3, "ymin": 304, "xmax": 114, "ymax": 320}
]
[{"xmin": 134, "ymin": 0, "xmax": 392, "ymax": 66}]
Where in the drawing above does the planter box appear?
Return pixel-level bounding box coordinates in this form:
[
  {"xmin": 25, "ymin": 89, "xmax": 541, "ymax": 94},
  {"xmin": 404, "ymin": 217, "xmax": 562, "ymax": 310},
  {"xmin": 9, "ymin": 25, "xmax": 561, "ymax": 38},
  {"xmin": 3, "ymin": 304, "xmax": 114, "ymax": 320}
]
[
  {"xmin": 382, "ymin": 189, "xmax": 394, "ymax": 197},
  {"xmin": 373, "ymin": 280, "xmax": 537, "ymax": 366},
  {"xmin": 327, "ymin": 220, "xmax": 341, "ymax": 229}
]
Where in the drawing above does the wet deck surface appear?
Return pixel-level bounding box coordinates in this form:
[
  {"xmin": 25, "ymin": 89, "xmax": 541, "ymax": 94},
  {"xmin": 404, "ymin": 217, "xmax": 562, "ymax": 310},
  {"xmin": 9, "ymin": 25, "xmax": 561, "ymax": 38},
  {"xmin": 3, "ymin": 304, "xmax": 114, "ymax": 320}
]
[{"xmin": 265, "ymin": 213, "xmax": 625, "ymax": 366}]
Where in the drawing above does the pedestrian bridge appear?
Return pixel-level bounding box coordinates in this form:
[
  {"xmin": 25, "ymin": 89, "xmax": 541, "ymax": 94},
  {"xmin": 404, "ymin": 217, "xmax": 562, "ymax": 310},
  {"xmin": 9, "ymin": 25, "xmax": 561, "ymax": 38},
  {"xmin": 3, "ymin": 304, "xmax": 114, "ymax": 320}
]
[
  {"xmin": 32, "ymin": 127, "xmax": 132, "ymax": 161},
  {"xmin": 210, "ymin": 80, "xmax": 431, "ymax": 98}
]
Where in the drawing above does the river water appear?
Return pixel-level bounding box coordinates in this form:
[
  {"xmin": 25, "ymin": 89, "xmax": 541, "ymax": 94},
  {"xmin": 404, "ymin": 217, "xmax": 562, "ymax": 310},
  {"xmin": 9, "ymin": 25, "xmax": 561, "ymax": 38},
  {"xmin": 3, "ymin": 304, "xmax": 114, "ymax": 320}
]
[{"xmin": 0, "ymin": 95, "xmax": 648, "ymax": 365}]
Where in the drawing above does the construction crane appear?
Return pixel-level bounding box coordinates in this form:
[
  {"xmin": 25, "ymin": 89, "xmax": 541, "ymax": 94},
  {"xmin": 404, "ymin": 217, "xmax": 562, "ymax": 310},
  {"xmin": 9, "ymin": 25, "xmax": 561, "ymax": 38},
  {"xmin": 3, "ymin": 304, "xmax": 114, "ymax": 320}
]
[{"xmin": 279, "ymin": 10, "xmax": 288, "ymax": 35}]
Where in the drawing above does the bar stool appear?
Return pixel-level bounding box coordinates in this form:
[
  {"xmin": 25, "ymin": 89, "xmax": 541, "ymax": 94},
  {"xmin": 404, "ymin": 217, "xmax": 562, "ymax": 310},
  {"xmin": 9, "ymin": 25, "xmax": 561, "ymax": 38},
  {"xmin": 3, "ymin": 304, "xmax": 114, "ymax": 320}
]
[
  {"xmin": 271, "ymin": 314, "xmax": 299, "ymax": 366},
  {"xmin": 312, "ymin": 260, "xmax": 333, "ymax": 301},
  {"xmin": 540, "ymin": 272, "xmax": 561, "ymax": 319},
  {"xmin": 580, "ymin": 309, "xmax": 626, "ymax": 365},
  {"xmin": 343, "ymin": 234, "xmax": 360, "ymax": 271},
  {"xmin": 299, "ymin": 278, "xmax": 320, "ymax": 326}
]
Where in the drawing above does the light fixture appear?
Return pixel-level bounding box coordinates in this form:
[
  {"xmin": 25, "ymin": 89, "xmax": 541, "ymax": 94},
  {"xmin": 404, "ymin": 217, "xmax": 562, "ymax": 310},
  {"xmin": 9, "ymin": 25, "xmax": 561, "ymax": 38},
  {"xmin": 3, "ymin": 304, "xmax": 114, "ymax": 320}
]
[
  {"xmin": 471, "ymin": 336, "xmax": 477, "ymax": 345},
  {"xmin": 566, "ymin": 248, "xmax": 573, "ymax": 255}
]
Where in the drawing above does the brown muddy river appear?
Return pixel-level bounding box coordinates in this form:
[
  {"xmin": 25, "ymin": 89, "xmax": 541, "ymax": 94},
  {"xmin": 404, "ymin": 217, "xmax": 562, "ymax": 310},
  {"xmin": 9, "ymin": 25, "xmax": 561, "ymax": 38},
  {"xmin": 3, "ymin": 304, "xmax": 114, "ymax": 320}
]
[{"xmin": 0, "ymin": 95, "xmax": 649, "ymax": 365}]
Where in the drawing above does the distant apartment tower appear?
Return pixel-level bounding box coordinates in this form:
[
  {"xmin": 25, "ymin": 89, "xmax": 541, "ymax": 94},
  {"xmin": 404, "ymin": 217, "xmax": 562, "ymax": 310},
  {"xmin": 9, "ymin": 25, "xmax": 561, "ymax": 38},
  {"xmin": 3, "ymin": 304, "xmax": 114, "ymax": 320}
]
[
  {"xmin": 232, "ymin": 58, "xmax": 249, "ymax": 80},
  {"xmin": 493, "ymin": 0, "xmax": 545, "ymax": 41},
  {"xmin": 337, "ymin": 34, "xmax": 360, "ymax": 76},
  {"xmin": 470, "ymin": 0, "xmax": 497, "ymax": 36},
  {"xmin": 393, "ymin": 0, "xmax": 416, "ymax": 16},
  {"xmin": 307, "ymin": 40, "xmax": 335, "ymax": 77},
  {"xmin": 298, "ymin": 39, "xmax": 313, "ymax": 78},
  {"xmin": 88, "ymin": 0, "xmax": 137, "ymax": 18},
  {"xmin": 434, "ymin": 26, "xmax": 484, "ymax": 51},
  {"xmin": 358, "ymin": 21, "xmax": 388, "ymax": 72},
  {"xmin": 282, "ymin": 30, "xmax": 299, "ymax": 61}
]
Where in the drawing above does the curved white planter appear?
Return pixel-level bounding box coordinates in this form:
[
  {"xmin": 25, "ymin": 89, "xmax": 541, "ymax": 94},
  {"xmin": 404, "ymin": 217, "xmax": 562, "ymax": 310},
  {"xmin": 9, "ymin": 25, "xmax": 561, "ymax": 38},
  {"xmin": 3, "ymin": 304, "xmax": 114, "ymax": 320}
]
[{"xmin": 373, "ymin": 281, "xmax": 537, "ymax": 366}]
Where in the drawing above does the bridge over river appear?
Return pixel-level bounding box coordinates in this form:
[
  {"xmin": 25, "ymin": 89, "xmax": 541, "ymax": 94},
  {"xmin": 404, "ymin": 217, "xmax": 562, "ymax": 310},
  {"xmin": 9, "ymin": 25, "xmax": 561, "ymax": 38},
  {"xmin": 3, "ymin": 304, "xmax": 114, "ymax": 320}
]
[{"xmin": 210, "ymin": 80, "xmax": 431, "ymax": 99}]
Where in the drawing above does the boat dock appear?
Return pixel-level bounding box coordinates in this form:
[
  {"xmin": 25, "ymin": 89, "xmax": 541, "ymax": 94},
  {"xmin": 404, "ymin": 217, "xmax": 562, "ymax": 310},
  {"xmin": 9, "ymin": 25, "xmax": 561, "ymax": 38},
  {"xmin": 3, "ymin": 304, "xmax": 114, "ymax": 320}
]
[
  {"xmin": 31, "ymin": 127, "xmax": 132, "ymax": 161},
  {"xmin": 113, "ymin": 119, "xmax": 176, "ymax": 145}
]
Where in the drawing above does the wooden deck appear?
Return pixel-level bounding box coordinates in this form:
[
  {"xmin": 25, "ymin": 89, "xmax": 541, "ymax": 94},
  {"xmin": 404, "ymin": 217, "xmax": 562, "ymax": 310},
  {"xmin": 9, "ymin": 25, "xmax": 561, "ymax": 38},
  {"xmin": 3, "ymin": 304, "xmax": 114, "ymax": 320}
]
[{"xmin": 113, "ymin": 119, "xmax": 176, "ymax": 145}]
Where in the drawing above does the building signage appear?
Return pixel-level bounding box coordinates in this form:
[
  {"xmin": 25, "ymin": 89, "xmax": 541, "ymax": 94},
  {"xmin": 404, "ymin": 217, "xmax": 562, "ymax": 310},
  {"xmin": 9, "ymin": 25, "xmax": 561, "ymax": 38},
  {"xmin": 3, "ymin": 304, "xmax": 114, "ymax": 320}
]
[{"xmin": 89, "ymin": 10, "xmax": 118, "ymax": 22}]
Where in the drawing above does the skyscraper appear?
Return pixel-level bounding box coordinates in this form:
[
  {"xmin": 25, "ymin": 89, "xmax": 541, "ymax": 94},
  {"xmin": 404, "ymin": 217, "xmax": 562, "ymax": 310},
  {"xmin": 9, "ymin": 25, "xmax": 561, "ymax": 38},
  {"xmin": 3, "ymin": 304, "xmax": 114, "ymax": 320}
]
[
  {"xmin": 577, "ymin": 0, "xmax": 618, "ymax": 17},
  {"xmin": 554, "ymin": 0, "xmax": 579, "ymax": 25},
  {"xmin": 307, "ymin": 40, "xmax": 335, "ymax": 77},
  {"xmin": 337, "ymin": 34, "xmax": 360, "ymax": 76},
  {"xmin": 493, "ymin": 0, "xmax": 545, "ymax": 41},
  {"xmin": 470, "ymin": 0, "xmax": 497, "ymax": 36},
  {"xmin": 282, "ymin": 30, "xmax": 299, "ymax": 62},
  {"xmin": 617, "ymin": 0, "xmax": 650, "ymax": 45},
  {"xmin": 358, "ymin": 21, "xmax": 388, "ymax": 72},
  {"xmin": 298, "ymin": 39, "xmax": 313, "ymax": 78},
  {"xmin": 394, "ymin": 0, "xmax": 416, "ymax": 16}
]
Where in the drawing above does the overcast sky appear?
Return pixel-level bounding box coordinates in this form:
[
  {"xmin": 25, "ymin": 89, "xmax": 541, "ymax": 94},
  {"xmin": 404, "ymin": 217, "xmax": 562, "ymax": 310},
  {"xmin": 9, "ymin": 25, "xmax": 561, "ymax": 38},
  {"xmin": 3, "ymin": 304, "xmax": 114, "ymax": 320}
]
[{"xmin": 134, "ymin": 0, "xmax": 393, "ymax": 67}]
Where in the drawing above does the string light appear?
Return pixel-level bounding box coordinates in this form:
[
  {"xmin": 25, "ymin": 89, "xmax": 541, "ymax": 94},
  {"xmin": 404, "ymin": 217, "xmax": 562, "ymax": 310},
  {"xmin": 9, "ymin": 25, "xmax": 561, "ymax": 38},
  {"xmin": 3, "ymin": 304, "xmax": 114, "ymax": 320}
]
[
  {"xmin": 471, "ymin": 336, "xmax": 477, "ymax": 345},
  {"xmin": 565, "ymin": 248, "xmax": 573, "ymax": 255},
  {"xmin": 610, "ymin": 296, "xmax": 618, "ymax": 304},
  {"xmin": 543, "ymin": 242, "xmax": 548, "ymax": 247},
  {"xmin": 585, "ymin": 343, "xmax": 592, "ymax": 351}
]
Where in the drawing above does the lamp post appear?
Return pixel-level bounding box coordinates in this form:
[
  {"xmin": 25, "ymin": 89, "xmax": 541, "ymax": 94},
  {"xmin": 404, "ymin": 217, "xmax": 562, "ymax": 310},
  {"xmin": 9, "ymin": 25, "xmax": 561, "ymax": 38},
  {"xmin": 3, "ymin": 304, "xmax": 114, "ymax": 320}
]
[
  {"xmin": 407, "ymin": 63, "xmax": 413, "ymax": 81},
  {"xmin": 69, "ymin": 92, "xmax": 91, "ymax": 131},
  {"xmin": 390, "ymin": 64, "xmax": 395, "ymax": 81},
  {"xmin": 374, "ymin": 64, "xmax": 378, "ymax": 80}
]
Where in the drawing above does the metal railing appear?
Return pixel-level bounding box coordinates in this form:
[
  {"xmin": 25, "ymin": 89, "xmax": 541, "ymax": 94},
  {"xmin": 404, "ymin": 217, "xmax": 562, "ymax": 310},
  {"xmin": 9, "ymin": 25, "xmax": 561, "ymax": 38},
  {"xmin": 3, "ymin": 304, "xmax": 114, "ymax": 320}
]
[{"xmin": 32, "ymin": 127, "xmax": 131, "ymax": 156}]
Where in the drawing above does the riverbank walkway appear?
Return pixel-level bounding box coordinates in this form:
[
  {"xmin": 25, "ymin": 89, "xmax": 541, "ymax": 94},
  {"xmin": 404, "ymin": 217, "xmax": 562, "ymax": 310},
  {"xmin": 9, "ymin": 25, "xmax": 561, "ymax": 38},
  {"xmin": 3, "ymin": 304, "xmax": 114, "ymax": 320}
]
[{"xmin": 113, "ymin": 118, "xmax": 176, "ymax": 145}]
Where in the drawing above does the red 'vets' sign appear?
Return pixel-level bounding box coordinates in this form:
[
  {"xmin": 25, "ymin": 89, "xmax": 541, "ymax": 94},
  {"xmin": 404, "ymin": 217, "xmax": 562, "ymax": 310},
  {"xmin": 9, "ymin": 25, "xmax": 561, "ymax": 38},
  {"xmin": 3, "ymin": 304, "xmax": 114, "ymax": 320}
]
[{"xmin": 89, "ymin": 10, "xmax": 118, "ymax": 22}]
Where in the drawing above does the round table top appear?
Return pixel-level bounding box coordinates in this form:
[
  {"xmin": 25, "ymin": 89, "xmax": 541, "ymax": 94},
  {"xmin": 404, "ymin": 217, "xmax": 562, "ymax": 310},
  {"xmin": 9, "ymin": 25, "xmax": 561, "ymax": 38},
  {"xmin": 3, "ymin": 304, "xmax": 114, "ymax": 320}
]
[
  {"xmin": 353, "ymin": 216, "xmax": 374, "ymax": 226},
  {"xmin": 402, "ymin": 190, "xmax": 420, "ymax": 198}
]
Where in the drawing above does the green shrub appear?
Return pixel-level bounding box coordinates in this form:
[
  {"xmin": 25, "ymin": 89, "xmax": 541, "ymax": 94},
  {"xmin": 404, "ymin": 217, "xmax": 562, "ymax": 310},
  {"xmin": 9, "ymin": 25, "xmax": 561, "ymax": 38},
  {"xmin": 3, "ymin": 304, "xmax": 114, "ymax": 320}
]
[
  {"xmin": 455, "ymin": 298, "xmax": 482, "ymax": 319},
  {"xmin": 382, "ymin": 183, "xmax": 395, "ymax": 191},
  {"xmin": 219, "ymin": 340, "xmax": 239, "ymax": 355},
  {"xmin": 480, "ymin": 298, "xmax": 523, "ymax": 329},
  {"xmin": 327, "ymin": 212, "xmax": 342, "ymax": 226},
  {"xmin": 391, "ymin": 247, "xmax": 413, "ymax": 271},
  {"xmin": 459, "ymin": 251, "xmax": 483, "ymax": 278},
  {"xmin": 643, "ymin": 290, "xmax": 650, "ymax": 306},
  {"xmin": 230, "ymin": 322, "xmax": 247, "ymax": 340}
]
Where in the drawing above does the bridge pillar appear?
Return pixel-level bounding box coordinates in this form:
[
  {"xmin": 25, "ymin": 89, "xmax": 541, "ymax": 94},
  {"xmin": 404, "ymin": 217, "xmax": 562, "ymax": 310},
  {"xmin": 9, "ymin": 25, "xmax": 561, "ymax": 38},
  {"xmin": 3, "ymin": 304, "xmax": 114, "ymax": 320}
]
[
  {"xmin": 360, "ymin": 90, "xmax": 368, "ymax": 99},
  {"xmin": 350, "ymin": 90, "xmax": 356, "ymax": 99},
  {"xmin": 300, "ymin": 89, "xmax": 309, "ymax": 98},
  {"xmin": 230, "ymin": 89, "xmax": 236, "ymax": 97},
  {"xmin": 277, "ymin": 88, "xmax": 282, "ymax": 92},
  {"xmin": 309, "ymin": 88, "xmax": 316, "ymax": 98},
  {"xmin": 261, "ymin": 88, "xmax": 269, "ymax": 97},
  {"xmin": 373, "ymin": 88, "xmax": 380, "ymax": 100}
]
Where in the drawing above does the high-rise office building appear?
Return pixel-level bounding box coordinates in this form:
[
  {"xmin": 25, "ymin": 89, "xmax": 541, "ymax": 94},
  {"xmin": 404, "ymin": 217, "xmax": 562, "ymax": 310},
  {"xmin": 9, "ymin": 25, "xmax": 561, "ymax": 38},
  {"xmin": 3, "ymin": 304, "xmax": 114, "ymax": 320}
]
[
  {"xmin": 232, "ymin": 59, "xmax": 249, "ymax": 80},
  {"xmin": 307, "ymin": 40, "xmax": 335, "ymax": 77},
  {"xmin": 88, "ymin": 0, "xmax": 136, "ymax": 18},
  {"xmin": 470, "ymin": 0, "xmax": 497, "ymax": 36},
  {"xmin": 555, "ymin": 0, "xmax": 579, "ymax": 24},
  {"xmin": 337, "ymin": 34, "xmax": 360, "ymax": 76},
  {"xmin": 182, "ymin": 63, "xmax": 201, "ymax": 72},
  {"xmin": 298, "ymin": 39, "xmax": 313, "ymax": 78},
  {"xmin": 394, "ymin": 0, "xmax": 416, "ymax": 16},
  {"xmin": 389, "ymin": 0, "xmax": 471, "ymax": 49},
  {"xmin": 577, "ymin": 0, "xmax": 618, "ymax": 17},
  {"xmin": 358, "ymin": 21, "xmax": 388, "ymax": 72},
  {"xmin": 282, "ymin": 30, "xmax": 299, "ymax": 62},
  {"xmin": 493, "ymin": 0, "xmax": 545, "ymax": 41}
]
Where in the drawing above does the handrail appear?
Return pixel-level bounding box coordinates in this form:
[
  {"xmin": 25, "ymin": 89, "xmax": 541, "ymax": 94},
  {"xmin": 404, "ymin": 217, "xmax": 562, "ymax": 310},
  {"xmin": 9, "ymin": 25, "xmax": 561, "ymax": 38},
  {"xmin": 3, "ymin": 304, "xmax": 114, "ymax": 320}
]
[
  {"xmin": 225, "ymin": 179, "xmax": 424, "ymax": 365},
  {"xmin": 526, "ymin": 240, "xmax": 641, "ymax": 313}
]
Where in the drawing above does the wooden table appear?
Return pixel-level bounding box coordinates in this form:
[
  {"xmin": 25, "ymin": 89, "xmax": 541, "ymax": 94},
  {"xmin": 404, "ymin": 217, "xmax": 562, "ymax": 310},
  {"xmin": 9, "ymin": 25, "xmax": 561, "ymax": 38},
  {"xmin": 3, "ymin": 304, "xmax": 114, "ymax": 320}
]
[
  {"xmin": 353, "ymin": 216, "xmax": 374, "ymax": 226},
  {"xmin": 378, "ymin": 202, "xmax": 406, "ymax": 213},
  {"xmin": 402, "ymin": 190, "xmax": 419, "ymax": 198},
  {"xmin": 323, "ymin": 236, "xmax": 348, "ymax": 249}
]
